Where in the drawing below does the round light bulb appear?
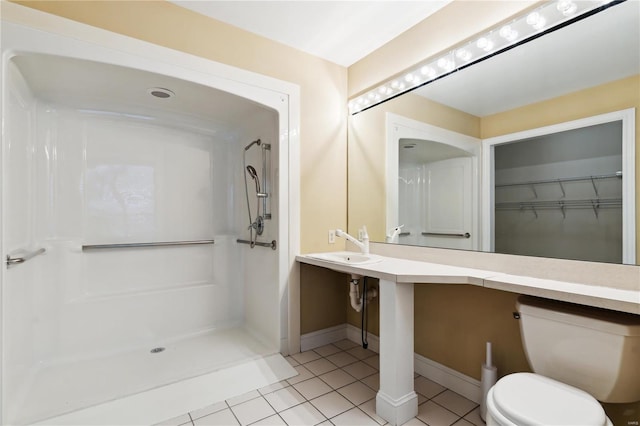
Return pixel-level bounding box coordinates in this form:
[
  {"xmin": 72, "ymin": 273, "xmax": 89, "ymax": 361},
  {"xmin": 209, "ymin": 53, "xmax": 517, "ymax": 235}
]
[
  {"xmin": 404, "ymin": 73, "xmax": 414, "ymax": 83},
  {"xmin": 499, "ymin": 25, "xmax": 518, "ymax": 41},
  {"xmin": 420, "ymin": 66, "xmax": 436, "ymax": 78},
  {"xmin": 391, "ymin": 80, "xmax": 400, "ymax": 89},
  {"xmin": 526, "ymin": 12, "xmax": 546, "ymax": 29},
  {"xmin": 456, "ymin": 49, "xmax": 472, "ymax": 61},
  {"xmin": 557, "ymin": 0, "xmax": 577, "ymax": 16}
]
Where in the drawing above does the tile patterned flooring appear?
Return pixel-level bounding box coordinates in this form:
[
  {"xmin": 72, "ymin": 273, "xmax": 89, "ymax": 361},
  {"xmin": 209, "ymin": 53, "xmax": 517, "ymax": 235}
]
[{"xmin": 157, "ymin": 340, "xmax": 483, "ymax": 426}]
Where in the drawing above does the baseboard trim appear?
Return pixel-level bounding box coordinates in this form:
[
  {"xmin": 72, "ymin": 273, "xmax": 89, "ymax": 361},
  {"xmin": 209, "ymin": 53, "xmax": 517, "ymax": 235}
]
[
  {"xmin": 301, "ymin": 323, "xmax": 481, "ymax": 404},
  {"xmin": 414, "ymin": 353, "xmax": 481, "ymax": 403},
  {"xmin": 300, "ymin": 324, "xmax": 347, "ymax": 351},
  {"xmin": 346, "ymin": 324, "xmax": 380, "ymax": 353}
]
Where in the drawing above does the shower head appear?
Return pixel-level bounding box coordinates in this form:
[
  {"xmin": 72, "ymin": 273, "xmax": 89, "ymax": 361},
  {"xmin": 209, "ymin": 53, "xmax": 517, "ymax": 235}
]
[
  {"xmin": 246, "ymin": 165, "xmax": 261, "ymax": 193},
  {"xmin": 244, "ymin": 139, "xmax": 261, "ymax": 151}
]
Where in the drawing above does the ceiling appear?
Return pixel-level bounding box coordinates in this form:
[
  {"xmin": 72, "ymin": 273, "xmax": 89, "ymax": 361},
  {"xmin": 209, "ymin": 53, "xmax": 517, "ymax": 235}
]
[{"xmin": 169, "ymin": 1, "xmax": 452, "ymax": 67}]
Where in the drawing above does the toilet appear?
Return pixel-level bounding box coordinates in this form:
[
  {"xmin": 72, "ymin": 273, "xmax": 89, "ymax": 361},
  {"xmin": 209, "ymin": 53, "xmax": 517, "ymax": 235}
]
[{"xmin": 486, "ymin": 296, "xmax": 640, "ymax": 426}]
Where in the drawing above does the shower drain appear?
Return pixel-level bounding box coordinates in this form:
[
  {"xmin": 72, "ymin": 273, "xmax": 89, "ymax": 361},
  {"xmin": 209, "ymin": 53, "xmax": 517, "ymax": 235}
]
[{"xmin": 150, "ymin": 347, "xmax": 166, "ymax": 354}]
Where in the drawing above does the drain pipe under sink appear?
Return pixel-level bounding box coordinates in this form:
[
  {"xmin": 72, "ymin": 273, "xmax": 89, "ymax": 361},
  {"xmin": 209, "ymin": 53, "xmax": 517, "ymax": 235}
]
[{"xmin": 349, "ymin": 276, "xmax": 377, "ymax": 312}]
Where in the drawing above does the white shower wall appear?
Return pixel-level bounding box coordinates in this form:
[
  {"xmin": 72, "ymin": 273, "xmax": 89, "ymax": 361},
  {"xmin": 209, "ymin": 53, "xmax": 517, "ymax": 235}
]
[{"xmin": 3, "ymin": 54, "xmax": 282, "ymax": 423}]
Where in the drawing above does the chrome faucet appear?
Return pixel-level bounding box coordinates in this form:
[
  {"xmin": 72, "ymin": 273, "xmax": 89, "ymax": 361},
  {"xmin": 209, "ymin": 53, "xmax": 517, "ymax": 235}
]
[{"xmin": 336, "ymin": 226, "xmax": 369, "ymax": 254}]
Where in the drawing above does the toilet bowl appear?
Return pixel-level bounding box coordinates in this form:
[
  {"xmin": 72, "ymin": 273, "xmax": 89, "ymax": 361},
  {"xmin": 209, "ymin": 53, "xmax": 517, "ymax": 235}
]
[
  {"xmin": 486, "ymin": 296, "xmax": 640, "ymax": 426},
  {"xmin": 486, "ymin": 373, "xmax": 613, "ymax": 426}
]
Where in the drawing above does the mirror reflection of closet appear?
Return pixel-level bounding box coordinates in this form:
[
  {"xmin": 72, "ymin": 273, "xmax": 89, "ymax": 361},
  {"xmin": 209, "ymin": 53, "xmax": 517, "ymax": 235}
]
[{"xmin": 494, "ymin": 121, "xmax": 622, "ymax": 263}]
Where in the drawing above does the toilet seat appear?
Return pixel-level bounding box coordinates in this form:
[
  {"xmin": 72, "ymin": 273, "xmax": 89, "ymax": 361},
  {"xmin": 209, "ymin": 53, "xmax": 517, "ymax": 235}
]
[{"xmin": 489, "ymin": 373, "xmax": 609, "ymax": 426}]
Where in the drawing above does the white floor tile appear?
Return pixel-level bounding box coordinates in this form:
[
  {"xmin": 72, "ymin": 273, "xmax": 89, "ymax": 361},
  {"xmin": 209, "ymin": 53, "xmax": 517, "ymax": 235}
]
[
  {"xmin": 287, "ymin": 365, "xmax": 315, "ymax": 385},
  {"xmin": 361, "ymin": 373, "xmax": 379, "ymax": 391},
  {"xmin": 333, "ymin": 339, "xmax": 359, "ymax": 350},
  {"xmin": 318, "ymin": 369, "xmax": 357, "ymax": 390},
  {"xmin": 310, "ymin": 391, "xmax": 354, "ymax": 419},
  {"xmin": 463, "ymin": 407, "xmax": 484, "ymax": 426},
  {"xmin": 418, "ymin": 393, "xmax": 428, "ymax": 405},
  {"xmin": 193, "ymin": 408, "xmax": 239, "ymax": 426},
  {"xmin": 416, "ymin": 401, "xmax": 459, "ymax": 426},
  {"xmin": 363, "ymin": 354, "xmax": 379, "ymax": 370},
  {"xmin": 264, "ymin": 387, "xmax": 306, "ymax": 412},
  {"xmin": 326, "ymin": 351, "xmax": 358, "ymax": 368},
  {"xmin": 250, "ymin": 414, "xmax": 287, "ymax": 425},
  {"xmin": 414, "ymin": 376, "xmax": 447, "ymax": 399},
  {"xmin": 453, "ymin": 419, "xmax": 475, "ymax": 426},
  {"xmin": 293, "ymin": 377, "xmax": 332, "ymax": 400},
  {"xmin": 331, "ymin": 407, "xmax": 379, "ymax": 426},
  {"xmin": 190, "ymin": 401, "xmax": 227, "ymax": 420},
  {"xmin": 401, "ymin": 418, "xmax": 427, "ymax": 426},
  {"xmin": 304, "ymin": 358, "xmax": 338, "ymax": 376},
  {"xmin": 279, "ymin": 401, "xmax": 327, "ymax": 426},
  {"xmin": 285, "ymin": 356, "xmax": 300, "ymax": 367},
  {"xmin": 337, "ymin": 381, "xmax": 376, "ymax": 406},
  {"xmin": 341, "ymin": 361, "xmax": 377, "ymax": 380},
  {"xmin": 227, "ymin": 390, "xmax": 261, "ymax": 407},
  {"xmin": 259, "ymin": 381, "xmax": 289, "ymax": 396},
  {"xmin": 358, "ymin": 399, "xmax": 386, "ymax": 425},
  {"xmin": 312, "ymin": 344, "xmax": 342, "ymax": 357},
  {"xmin": 230, "ymin": 397, "xmax": 276, "ymax": 426},
  {"xmin": 155, "ymin": 413, "xmax": 193, "ymax": 426},
  {"xmin": 432, "ymin": 390, "xmax": 477, "ymax": 416},
  {"xmin": 346, "ymin": 346, "xmax": 377, "ymax": 360},
  {"xmin": 291, "ymin": 351, "xmax": 322, "ymax": 365}
]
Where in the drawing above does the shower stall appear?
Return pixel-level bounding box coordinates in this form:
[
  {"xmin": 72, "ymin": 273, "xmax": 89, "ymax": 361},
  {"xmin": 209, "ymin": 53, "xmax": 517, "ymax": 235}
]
[{"xmin": 1, "ymin": 5, "xmax": 299, "ymax": 425}]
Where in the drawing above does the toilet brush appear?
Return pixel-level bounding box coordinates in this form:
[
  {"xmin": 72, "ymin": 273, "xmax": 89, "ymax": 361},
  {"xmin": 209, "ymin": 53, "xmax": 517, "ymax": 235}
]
[{"xmin": 480, "ymin": 341, "xmax": 497, "ymax": 421}]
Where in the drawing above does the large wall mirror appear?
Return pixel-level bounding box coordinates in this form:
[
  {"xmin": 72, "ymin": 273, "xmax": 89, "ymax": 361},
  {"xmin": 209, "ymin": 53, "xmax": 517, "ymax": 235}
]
[{"xmin": 348, "ymin": 0, "xmax": 640, "ymax": 264}]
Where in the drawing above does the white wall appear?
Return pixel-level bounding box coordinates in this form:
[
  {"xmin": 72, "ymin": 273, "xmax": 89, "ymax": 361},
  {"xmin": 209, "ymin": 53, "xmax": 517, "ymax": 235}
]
[{"xmin": 3, "ymin": 54, "xmax": 281, "ymax": 414}]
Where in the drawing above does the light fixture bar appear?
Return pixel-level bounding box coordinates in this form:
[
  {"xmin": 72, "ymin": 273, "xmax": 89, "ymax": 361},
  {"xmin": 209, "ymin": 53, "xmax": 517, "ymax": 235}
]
[{"xmin": 349, "ymin": 0, "xmax": 623, "ymax": 115}]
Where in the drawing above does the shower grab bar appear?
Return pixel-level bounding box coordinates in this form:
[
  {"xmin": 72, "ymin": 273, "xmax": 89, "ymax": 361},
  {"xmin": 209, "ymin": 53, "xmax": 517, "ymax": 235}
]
[
  {"xmin": 236, "ymin": 239, "xmax": 277, "ymax": 250},
  {"xmin": 422, "ymin": 232, "xmax": 471, "ymax": 238},
  {"xmin": 82, "ymin": 240, "xmax": 215, "ymax": 251},
  {"xmin": 6, "ymin": 247, "xmax": 46, "ymax": 267}
]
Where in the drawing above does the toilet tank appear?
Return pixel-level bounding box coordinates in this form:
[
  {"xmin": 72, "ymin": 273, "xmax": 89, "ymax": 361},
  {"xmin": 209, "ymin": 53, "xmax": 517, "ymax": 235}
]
[{"xmin": 517, "ymin": 296, "xmax": 640, "ymax": 403}]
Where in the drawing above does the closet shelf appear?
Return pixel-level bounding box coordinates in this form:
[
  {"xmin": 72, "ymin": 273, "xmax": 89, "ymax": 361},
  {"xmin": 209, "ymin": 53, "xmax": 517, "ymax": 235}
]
[
  {"xmin": 495, "ymin": 198, "xmax": 622, "ymax": 219},
  {"xmin": 495, "ymin": 172, "xmax": 622, "ymax": 189},
  {"xmin": 495, "ymin": 172, "xmax": 622, "ymax": 198}
]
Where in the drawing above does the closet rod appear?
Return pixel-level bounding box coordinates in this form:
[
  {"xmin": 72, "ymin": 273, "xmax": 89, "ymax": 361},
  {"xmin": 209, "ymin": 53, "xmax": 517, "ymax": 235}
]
[
  {"xmin": 495, "ymin": 172, "xmax": 622, "ymax": 189},
  {"xmin": 82, "ymin": 240, "xmax": 215, "ymax": 250},
  {"xmin": 495, "ymin": 198, "xmax": 622, "ymax": 210}
]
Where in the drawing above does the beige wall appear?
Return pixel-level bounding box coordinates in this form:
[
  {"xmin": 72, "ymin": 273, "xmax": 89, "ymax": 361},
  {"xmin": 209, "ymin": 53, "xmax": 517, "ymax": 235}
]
[
  {"xmin": 14, "ymin": 0, "xmax": 348, "ymax": 255},
  {"xmin": 300, "ymin": 264, "xmax": 348, "ymax": 334}
]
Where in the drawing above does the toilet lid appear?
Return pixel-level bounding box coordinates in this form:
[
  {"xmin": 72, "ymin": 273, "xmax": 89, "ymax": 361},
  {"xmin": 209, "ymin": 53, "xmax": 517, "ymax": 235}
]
[{"xmin": 492, "ymin": 373, "xmax": 607, "ymax": 426}]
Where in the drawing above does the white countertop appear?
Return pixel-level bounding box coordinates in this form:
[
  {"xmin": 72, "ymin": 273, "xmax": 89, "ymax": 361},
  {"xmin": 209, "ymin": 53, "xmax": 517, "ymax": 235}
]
[{"xmin": 296, "ymin": 252, "xmax": 640, "ymax": 315}]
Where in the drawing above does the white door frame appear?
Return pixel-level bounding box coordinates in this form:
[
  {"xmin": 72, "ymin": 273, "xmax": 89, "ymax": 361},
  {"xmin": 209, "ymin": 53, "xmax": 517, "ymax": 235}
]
[{"xmin": 481, "ymin": 108, "xmax": 636, "ymax": 264}]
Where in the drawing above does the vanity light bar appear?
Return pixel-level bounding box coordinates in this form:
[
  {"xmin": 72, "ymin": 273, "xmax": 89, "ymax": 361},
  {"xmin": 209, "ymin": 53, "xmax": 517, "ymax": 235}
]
[{"xmin": 349, "ymin": 0, "xmax": 622, "ymax": 115}]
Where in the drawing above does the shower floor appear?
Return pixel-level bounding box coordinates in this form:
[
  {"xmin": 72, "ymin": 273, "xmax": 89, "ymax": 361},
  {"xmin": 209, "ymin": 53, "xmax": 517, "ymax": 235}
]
[{"xmin": 11, "ymin": 327, "xmax": 295, "ymax": 425}]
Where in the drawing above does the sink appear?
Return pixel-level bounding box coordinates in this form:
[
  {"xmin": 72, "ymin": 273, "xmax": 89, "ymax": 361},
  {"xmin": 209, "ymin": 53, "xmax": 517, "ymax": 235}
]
[{"xmin": 306, "ymin": 251, "xmax": 383, "ymax": 266}]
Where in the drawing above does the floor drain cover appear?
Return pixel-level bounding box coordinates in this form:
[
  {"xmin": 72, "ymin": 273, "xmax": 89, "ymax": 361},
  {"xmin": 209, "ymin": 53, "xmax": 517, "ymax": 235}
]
[{"xmin": 150, "ymin": 347, "xmax": 166, "ymax": 354}]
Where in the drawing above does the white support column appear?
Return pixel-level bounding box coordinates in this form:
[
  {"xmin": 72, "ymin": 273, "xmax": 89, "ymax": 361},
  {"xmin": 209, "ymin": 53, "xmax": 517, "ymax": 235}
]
[{"xmin": 376, "ymin": 279, "xmax": 417, "ymax": 426}]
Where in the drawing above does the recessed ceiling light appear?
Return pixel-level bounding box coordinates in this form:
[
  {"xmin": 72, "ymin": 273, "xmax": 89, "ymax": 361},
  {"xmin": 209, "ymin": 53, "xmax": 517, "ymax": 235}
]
[{"xmin": 147, "ymin": 87, "xmax": 175, "ymax": 99}]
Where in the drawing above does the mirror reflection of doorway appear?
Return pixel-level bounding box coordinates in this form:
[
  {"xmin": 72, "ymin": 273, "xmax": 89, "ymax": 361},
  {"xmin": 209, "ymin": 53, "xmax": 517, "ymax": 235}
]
[
  {"xmin": 398, "ymin": 139, "xmax": 474, "ymax": 249},
  {"xmin": 483, "ymin": 109, "xmax": 635, "ymax": 264},
  {"xmin": 493, "ymin": 122, "xmax": 623, "ymax": 263},
  {"xmin": 386, "ymin": 113, "xmax": 481, "ymax": 251}
]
